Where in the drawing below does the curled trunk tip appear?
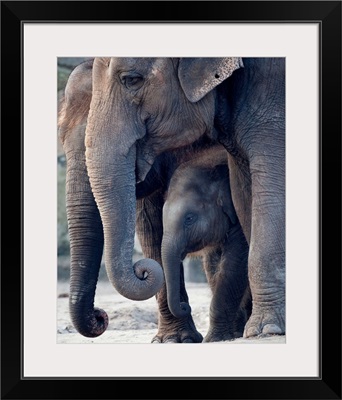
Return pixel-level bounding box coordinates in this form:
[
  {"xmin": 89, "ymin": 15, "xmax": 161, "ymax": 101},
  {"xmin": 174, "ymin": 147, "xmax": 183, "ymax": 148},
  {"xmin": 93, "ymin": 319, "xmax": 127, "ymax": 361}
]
[
  {"xmin": 70, "ymin": 306, "xmax": 109, "ymax": 338},
  {"xmin": 112, "ymin": 258, "xmax": 164, "ymax": 301}
]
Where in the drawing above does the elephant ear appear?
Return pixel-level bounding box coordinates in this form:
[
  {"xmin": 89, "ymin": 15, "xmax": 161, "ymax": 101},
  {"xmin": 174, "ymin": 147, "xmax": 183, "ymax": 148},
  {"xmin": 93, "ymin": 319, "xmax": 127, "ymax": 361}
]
[{"xmin": 178, "ymin": 57, "xmax": 244, "ymax": 102}]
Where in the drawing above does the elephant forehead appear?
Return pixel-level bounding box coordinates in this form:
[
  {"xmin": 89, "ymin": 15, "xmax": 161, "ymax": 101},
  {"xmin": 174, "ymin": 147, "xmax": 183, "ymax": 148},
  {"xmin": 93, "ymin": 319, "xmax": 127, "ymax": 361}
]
[
  {"xmin": 150, "ymin": 58, "xmax": 170, "ymax": 74},
  {"xmin": 110, "ymin": 57, "xmax": 170, "ymax": 75},
  {"xmin": 171, "ymin": 169, "xmax": 215, "ymax": 194},
  {"xmin": 164, "ymin": 192, "xmax": 204, "ymax": 216},
  {"xmin": 164, "ymin": 198, "xmax": 184, "ymax": 214}
]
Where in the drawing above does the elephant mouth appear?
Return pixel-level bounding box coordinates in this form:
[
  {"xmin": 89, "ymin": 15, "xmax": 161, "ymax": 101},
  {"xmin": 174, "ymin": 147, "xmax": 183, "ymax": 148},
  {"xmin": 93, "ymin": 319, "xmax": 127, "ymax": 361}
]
[
  {"xmin": 136, "ymin": 141, "xmax": 157, "ymax": 183},
  {"xmin": 136, "ymin": 156, "xmax": 154, "ymax": 183}
]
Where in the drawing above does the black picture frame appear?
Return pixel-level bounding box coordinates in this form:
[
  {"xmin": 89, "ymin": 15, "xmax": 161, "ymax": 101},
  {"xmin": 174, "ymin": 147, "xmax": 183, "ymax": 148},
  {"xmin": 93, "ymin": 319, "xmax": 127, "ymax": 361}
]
[{"xmin": 1, "ymin": 1, "xmax": 341, "ymax": 399}]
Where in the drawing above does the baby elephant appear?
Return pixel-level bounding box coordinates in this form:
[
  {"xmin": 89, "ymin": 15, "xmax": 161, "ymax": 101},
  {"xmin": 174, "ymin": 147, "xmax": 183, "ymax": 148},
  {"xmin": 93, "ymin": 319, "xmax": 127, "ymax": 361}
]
[{"xmin": 161, "ymin": 145, "xmax": 251, "ymax": 342}]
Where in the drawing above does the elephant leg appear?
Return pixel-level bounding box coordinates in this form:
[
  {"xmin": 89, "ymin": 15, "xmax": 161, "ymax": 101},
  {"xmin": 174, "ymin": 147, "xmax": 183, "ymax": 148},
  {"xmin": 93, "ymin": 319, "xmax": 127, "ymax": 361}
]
[
  {"xmin": 136, "ymin": 191, "xmax": 203, "ymax": 343},
  {"xmin": 203, "ymin": 224, "xmax": 249, "ymax": 342},
  {"xmin": 227, "ymin": 149, "xmax": 285, "ymax": 338},
  {"xmin": 244, "ymin": 153, "xmax": 285, "ymax": 337}
]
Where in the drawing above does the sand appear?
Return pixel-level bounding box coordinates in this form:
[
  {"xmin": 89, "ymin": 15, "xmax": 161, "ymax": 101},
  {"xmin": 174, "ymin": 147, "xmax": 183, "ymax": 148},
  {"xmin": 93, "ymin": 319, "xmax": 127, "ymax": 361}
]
[{"xmin": 57, "ymin": 280, "xmax": 285, "ymax": 345}]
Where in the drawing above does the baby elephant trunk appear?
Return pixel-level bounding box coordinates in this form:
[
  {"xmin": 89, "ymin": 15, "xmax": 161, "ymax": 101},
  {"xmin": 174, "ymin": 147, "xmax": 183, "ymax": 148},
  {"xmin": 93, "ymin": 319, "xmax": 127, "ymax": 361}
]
[{"xmin": 161, "ymin": 234, "xmax": 192, "ymax": 318}]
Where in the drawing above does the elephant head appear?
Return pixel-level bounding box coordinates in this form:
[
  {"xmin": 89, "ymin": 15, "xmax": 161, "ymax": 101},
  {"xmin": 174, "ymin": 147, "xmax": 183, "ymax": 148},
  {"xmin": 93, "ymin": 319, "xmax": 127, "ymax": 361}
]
[
  {"xmin": 84, "ymin": 58, "xmax": 243, "ymax": 302},
  {"xmin": 160, "ymin": 145, "xmax": 237, "ymax": 318}
]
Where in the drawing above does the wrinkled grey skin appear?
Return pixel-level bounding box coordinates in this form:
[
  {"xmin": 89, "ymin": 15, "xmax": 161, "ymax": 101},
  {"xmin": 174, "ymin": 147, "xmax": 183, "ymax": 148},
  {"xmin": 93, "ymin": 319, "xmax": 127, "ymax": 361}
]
[
  {"xmin": 162, "ymin": 145, "xmax": 251, "ymax": 342},
  {"xmin": 59, "ymin": 57, "xmax": 285, "ymax": 340},
  {"xmin": 59, "ymin": 58, "xmax": 213, "ymax": 340}
]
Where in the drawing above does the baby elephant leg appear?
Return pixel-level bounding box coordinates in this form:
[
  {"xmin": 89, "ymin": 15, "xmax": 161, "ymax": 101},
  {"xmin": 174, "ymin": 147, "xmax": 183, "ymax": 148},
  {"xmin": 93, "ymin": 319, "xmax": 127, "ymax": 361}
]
[
  {"xmin": 153, "ymin": 265, "xmax": 203, "ymax": 344},
  {"xmin": 203, "ymin": 225, "xmax": 250, "ymax": 342}
]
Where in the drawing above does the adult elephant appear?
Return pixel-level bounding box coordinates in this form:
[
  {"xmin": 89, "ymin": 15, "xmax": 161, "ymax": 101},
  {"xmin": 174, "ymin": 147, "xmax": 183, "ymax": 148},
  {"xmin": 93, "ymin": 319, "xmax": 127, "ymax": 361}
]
[
  {"xmin": 59, "ymin": 57, "xmax": 285, "ymax": 340},
  {"xmin": 59, "ymin": 59, "xmax": 211, "ymax": 340}
]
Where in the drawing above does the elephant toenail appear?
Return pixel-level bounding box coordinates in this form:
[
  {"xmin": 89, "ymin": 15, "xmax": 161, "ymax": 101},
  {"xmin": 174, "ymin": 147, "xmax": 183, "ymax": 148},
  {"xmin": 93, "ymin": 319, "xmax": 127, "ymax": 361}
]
[
  {"xmin": 244, "ymin": 326, "xmax": 260, "ymax": 338},
  {"xmin": 262, "ymin": 324, "xmax": 283, "ymax": 335}
]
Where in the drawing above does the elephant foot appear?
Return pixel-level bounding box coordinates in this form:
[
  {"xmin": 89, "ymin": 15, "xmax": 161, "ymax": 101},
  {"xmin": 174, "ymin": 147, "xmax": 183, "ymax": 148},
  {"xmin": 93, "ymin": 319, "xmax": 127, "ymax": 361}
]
[
  {"xmin": 243, "ymin": 303, "xmax": 285, "ymax": 338},
  {"xmin": 151, "ymin": 317, "xmax": 203, "ymax": 343},
  {"xmin": 203, "ymin": 325, "xmax": 243, "ymax": 343}
]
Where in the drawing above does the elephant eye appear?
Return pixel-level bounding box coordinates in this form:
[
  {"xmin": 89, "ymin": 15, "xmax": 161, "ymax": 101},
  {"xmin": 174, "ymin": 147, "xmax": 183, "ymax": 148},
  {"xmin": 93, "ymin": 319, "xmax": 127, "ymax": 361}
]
[
  {"xmin": 120, "ymin": 72, "xmax": 144, "ymax": 90},
  {"xmin": 184, "ymin": 213, "xmax": 197, "ymax": 227}
]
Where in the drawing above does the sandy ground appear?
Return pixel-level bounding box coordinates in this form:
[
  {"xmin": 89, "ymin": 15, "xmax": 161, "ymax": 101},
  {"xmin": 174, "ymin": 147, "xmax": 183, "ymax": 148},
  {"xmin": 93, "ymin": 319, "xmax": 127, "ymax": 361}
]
[{"xmin": 57, "ymin": 280, "xmax": 285, "ymax": 345}]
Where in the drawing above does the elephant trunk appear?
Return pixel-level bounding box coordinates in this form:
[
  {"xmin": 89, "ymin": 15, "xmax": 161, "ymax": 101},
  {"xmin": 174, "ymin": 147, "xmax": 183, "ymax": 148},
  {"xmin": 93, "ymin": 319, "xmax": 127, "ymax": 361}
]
[
  {"xmin": 161, "ymin": 233, "xmax": 191, "ymax": 318},
  {"xmin": 65, "ymin": 147, "xmax": 108, "ymax": 338},
  {"xmin": 85, "ymin": 124, "xmax": 164, "ymax": 300}
]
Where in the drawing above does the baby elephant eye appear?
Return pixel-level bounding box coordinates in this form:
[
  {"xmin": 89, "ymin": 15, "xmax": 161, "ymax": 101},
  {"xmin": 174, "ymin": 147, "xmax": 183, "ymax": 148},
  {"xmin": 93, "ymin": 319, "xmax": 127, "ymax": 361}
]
[
  {"xmin": 120, "ymin": 72, "xmax": 144, "ymax": 90},
  {"xmin": 184, "ymin": 213, "xmax": 197, "ymax": 227}
]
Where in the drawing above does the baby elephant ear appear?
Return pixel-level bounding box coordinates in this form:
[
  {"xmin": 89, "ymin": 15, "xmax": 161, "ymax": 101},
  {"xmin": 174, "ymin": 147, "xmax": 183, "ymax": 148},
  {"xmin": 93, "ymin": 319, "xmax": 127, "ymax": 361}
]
[{"xmin": 178, "ymin": 57, "xmax": 243, "ymax": 102}]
